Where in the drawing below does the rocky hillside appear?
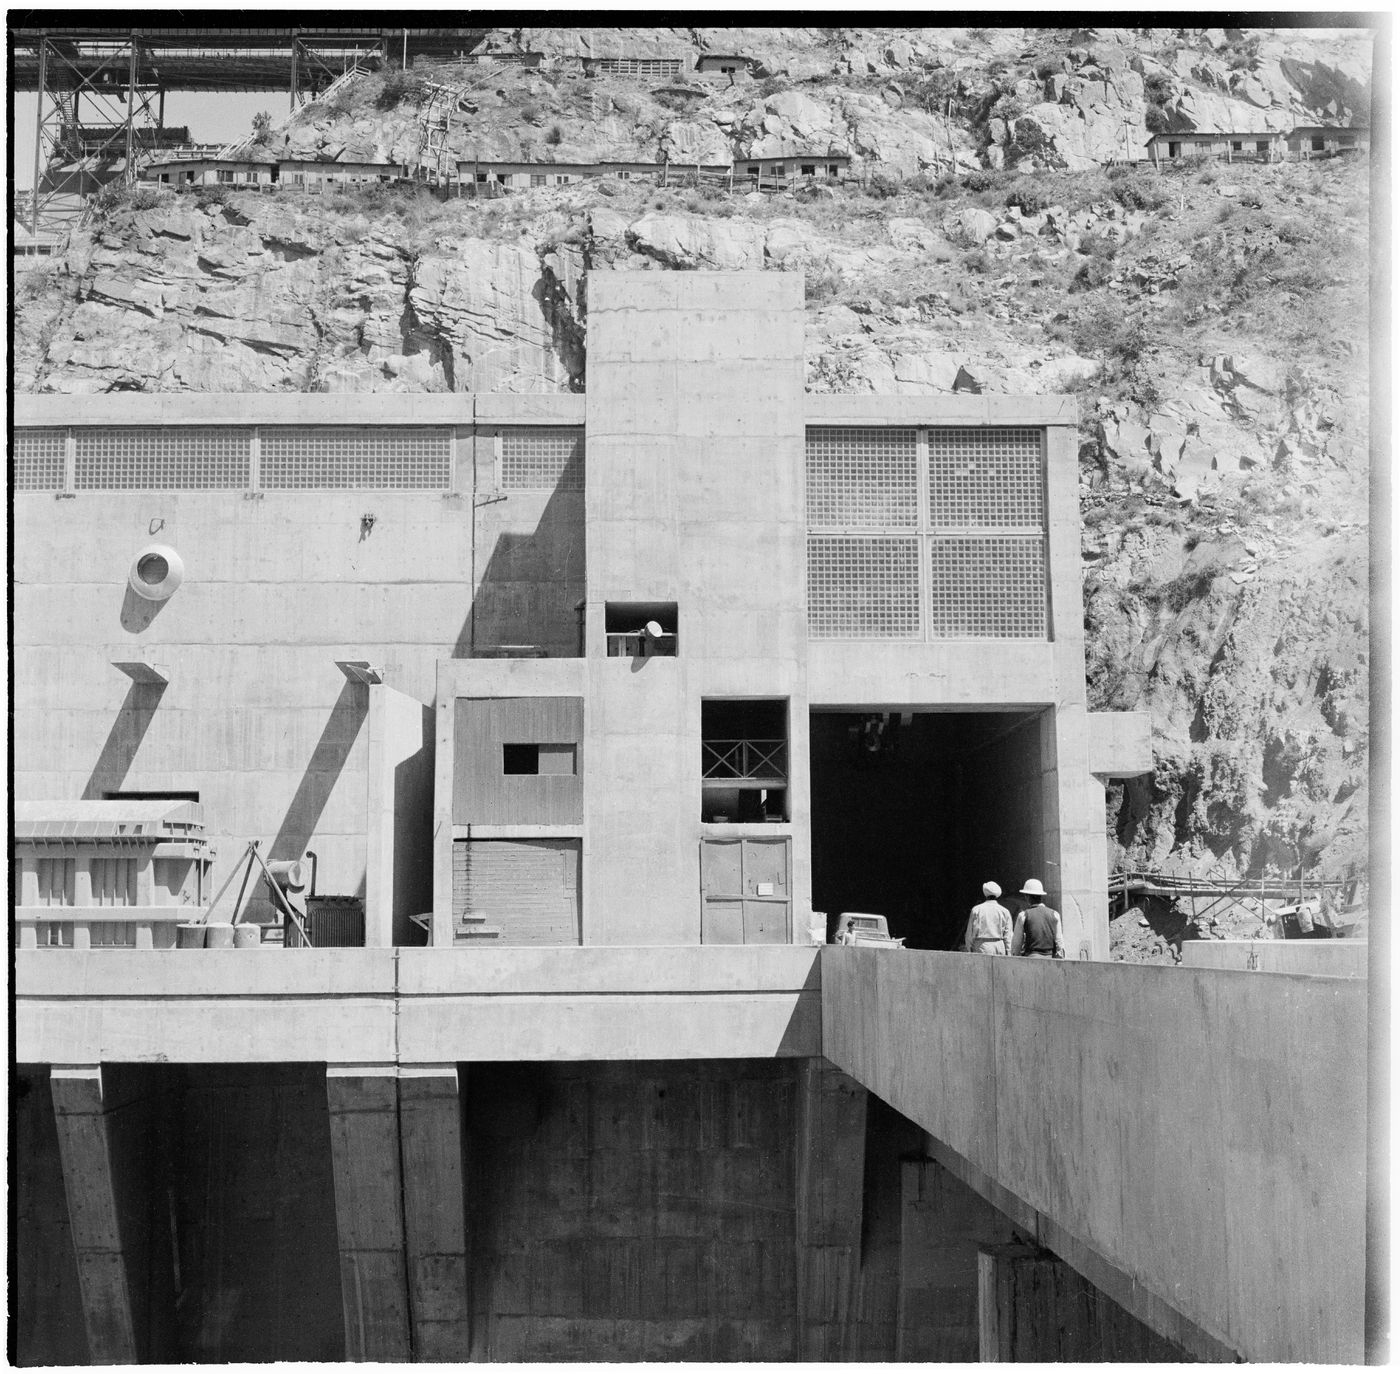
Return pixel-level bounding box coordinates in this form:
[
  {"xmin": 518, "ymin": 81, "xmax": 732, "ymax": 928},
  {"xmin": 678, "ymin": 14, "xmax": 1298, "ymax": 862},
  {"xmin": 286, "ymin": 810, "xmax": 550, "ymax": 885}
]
[{"xmin": 13, "ymin": 25, "xmax": 1373, "ymax": 957}]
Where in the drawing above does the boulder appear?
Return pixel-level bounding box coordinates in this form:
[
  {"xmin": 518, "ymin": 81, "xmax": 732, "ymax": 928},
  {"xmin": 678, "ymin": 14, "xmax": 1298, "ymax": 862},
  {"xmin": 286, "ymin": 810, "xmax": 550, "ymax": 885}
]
[{"xmin": 948, "ymin": 206, "xmax": 998, "ymax": 242}]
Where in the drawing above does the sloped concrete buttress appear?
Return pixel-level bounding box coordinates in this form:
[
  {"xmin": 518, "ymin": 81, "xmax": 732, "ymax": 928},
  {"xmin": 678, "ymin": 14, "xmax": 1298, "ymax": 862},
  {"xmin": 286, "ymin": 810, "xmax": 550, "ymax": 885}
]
[
  {"xmin": 326, "ymin": 1064, "xmax": 412, "ymax": 1361},
  {"xmin": 48, "ymin": 1066, "xmax": 138, "ymax": 1365},
  {"xmin": 794, "ymin": 1055, "xmax": 867, "ymax": 1360},
  {"xmin": 397, "ymin": 1063, "xmax": 471, "ymax": 1359}
]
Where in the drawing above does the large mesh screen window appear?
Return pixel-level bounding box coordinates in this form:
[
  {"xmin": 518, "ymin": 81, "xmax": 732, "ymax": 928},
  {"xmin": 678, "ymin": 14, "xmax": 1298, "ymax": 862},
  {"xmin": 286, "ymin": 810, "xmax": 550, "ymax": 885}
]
[
  {"xmin": 928, "ymin": 537, "xmax": 1047, "ymax": 638},
  {"xmin": 929, "ymin": 427, "xmax": 1044, "ymax": 527},
  {"xmin": 806, "ymin": 427, "xmax": 917, "ymax": 528},
  {"xmin": 14, "ymin": 429, "xmax": 66, "ymax": 490},
  {"xmin": 74, "ymin": 427, "xmax": 250, "ymax": 489},
  {"xmin": 260, "ymin": 427, "xmax": 451, "ymax": 489},
  {"xmin": 808, "ymin": 536, "xmax": 920, "ymax": 638},
  {"xmin": 501, "ymin": 427, "xmax": 585, "ymax": 490}
]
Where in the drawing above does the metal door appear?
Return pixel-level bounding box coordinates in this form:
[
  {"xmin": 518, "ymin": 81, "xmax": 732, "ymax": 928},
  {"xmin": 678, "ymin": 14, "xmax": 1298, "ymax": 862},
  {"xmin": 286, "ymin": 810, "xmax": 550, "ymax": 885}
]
[{"xmin": 700, "ymin": 837, "xmax": 790, "ymax": 944}]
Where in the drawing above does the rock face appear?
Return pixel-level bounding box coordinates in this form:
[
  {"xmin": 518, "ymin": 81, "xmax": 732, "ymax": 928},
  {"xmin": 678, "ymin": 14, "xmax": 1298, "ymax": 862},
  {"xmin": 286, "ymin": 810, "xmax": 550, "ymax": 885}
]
[{"xmin": 12, "ymin": 23, "xmax": 1373, "ymax": 925}]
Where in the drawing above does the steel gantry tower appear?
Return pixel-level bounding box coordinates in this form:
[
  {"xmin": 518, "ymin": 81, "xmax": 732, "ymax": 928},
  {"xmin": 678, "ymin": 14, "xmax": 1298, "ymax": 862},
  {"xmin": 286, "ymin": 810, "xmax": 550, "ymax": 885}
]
[{"xmin": 11, "ymin": 27, "xmax": 489, "ymax": 234}]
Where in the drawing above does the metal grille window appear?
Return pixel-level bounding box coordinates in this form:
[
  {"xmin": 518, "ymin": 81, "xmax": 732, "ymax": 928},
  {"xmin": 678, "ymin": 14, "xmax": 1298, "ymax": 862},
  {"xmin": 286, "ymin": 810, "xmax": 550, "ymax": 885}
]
[
  {"xmin": 14, "ymin": 428, "xmax": 65, "ymax": 490},
  {"xmin": 807, "ymin": 536, "xmax": 920, "ymax": 638},
  {"xmin": 928, "ymin": 537, "xmax": 1047, "ymax": 638},
  {"xmin": 929, "ymin": 427, "xmax": 1044, "ymax": 528},
  {"xmin": 75, "ymin": 427, "xmax": 250, "ymax": 489},
  {"xmin": 806, "ymin": 427, "xmax": 917, "ymax": 528},
  {"xmin": 261, "ymin": 427, "xmax": 451, "ymax": 489},
  {"xmin": 501, "ymin": 427, "xmax": 584, "ymax": 490},
  {"xmin": 807, "ymin": 425, "xmax": 1050, "ymax": 640}
]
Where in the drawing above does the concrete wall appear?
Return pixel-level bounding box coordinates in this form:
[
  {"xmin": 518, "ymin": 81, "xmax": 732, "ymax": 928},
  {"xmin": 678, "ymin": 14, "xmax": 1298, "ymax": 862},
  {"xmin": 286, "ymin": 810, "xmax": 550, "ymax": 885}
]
[
  {"xmin": 466, "ymin": 1058, "xmax": 799, "ymax": 1360},
  {"xmin": 583, "ymin": 272, "xmax": 812, "ymax": 945},
  {"xmin": 1181, "ymin": 937, "xmax": 1367, "ymax": 977},
  {"xmin": 16, "ymin": 946, "xmax": 822, "ymax": 1064},
  {"xmin": 13, "ymin": 1062, "xmax": 345, "ymax": 1366},
  {"xmin": 13, "ymin": 396, "xmax": 583, "ymax": 932},
  {"xmin": 820, "ymin": 948, "xmax": 1367, "ymax": 1362}
]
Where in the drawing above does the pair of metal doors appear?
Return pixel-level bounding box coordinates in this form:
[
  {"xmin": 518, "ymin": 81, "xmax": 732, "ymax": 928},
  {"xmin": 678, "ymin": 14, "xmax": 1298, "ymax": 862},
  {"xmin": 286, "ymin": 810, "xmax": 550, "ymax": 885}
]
[{"xmin": 700, "ymin": 837, "xmax": 790, "ymax": 944}]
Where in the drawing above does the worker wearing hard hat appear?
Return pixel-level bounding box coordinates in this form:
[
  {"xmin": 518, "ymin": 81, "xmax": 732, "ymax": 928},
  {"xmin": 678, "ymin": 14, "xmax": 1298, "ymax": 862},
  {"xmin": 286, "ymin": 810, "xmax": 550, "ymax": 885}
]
[
  {"xmin": 963, "ymin": 881, "xmax": 1013, "ymax": 954},
  {"xmin": 1010, "ymin": 878, "xmax": 1065, "ymax": 958}
]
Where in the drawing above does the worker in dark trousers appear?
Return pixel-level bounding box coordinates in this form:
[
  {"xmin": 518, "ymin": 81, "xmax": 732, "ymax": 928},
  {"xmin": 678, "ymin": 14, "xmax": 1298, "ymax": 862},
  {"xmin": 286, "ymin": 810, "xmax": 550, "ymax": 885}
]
[{"xmin": 1010, "ymin": 878, "xmax": 1065, "ymax": 958}]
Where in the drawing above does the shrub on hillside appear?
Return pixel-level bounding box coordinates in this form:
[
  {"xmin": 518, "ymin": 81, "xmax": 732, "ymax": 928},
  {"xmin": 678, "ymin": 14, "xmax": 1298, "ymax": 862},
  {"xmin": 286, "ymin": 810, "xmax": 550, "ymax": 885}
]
[
  {"xmin": 1108, "ymin": 170, "xmax": 1169, "ymax": 211},
  {"xmin": 1004, "ymin": 184, "xmax": 1048, "ymax": 215},
  {"xmin": 545, "ymin": 124, "xmax": 564, "ymax": 146},
  {"xmin": 376, "ymin": 70, "xmax": 431, "ymax": 109},
  {"xmin": 864, "ymin": 169, "xmax": 903, "ymax": 199}
]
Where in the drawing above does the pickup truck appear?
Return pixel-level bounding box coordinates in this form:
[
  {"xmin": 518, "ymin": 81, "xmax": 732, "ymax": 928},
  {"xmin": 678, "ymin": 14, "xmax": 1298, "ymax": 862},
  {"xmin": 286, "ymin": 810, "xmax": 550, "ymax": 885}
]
[{"xmin": 833, "ymin": 912, "xmax": 905, "ymax": 948}]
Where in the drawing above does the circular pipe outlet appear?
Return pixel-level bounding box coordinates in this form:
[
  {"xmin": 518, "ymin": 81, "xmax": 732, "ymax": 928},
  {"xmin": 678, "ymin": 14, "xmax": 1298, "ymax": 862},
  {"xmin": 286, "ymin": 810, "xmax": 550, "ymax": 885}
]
[{"xmin": 128, "ymin": 543, "xmax": 184, "ymax": 601}]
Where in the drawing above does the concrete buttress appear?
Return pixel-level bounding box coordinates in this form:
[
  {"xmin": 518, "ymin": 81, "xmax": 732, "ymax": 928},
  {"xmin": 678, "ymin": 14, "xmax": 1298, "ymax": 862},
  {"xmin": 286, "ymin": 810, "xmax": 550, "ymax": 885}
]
[
  {"xmin": 397, "ymin": 1064, "xmax": 471, "ymax": 1359},
  {"xmin": 794, "ymin": 1055, "xmax": 867, "ymax": 1359},
  {"xmin": 48, "ymin": 1066, "xmax": 148, "ymax": 1364},
  {"xmin": 326, "ymin": 1064, "xmax": 412, "ymax": 1361}
]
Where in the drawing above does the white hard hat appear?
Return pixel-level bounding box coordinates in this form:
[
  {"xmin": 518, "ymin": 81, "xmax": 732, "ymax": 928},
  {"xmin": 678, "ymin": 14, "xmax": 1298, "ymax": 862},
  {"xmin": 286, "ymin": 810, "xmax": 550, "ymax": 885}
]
[
  {"xmin": 1020, "ymin": 878, "xmax": 1046, "ymax": 897},
  {"xmin": 644, "ymin": 620, "xmax": 664, "ymax": 638},
  {"xmin": 982, "ymin": 881, "xmax": 1001, "ymax": 898}
]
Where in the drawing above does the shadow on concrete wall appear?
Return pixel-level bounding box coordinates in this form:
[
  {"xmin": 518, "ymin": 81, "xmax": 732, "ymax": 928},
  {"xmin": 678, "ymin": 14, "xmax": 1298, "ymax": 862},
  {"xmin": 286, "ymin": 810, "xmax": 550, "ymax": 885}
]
[
  {"xmin": 455, "ymin": 455, "xmax": 585, "ymax": 658},
  {"xmin": 81, "ymin": 682, "xmax": 168, "ymax": 798},
  {"xmin": 393, "ymin": 703, "xmax": 436, "ymax": 945},
  {"xmin": 120, "ymin": 586, "xmax": 169, "ymax": 634},
  {"xmin": 269, "ymin": 681, "xmax": 369, "ymax": 864}
]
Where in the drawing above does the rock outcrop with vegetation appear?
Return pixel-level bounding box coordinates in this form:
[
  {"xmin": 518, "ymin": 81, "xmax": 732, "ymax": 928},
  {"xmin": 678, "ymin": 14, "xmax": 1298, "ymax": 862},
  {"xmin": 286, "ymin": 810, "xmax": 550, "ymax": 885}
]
[{"xmin": 13, "ymin": 25, "xmax": 1373, "ymax": 958}]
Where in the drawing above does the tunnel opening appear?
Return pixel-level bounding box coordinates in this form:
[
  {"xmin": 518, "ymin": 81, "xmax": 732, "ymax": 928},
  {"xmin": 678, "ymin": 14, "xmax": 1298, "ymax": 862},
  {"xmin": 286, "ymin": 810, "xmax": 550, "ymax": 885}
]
[{"xmin": 810, "ymin": 709, "xmax": 1052, "ymax": 950}]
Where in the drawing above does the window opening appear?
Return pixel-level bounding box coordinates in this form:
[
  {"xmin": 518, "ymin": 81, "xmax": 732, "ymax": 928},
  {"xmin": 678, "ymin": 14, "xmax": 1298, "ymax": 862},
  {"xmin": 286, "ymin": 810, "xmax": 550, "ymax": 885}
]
[
  {"xmin": 39, "ymin": 922, "xmax": 74, "ymax": 948},
  {"xmin": 502, "ymin": 743, "xmax": 577, "ymax": 776},
  {"xmin": 103, "ymin": 789, "xmax": 200, "ymax": 802},
  {"xmin": 605, "ymin": 602, "xmax": 677, "ymax": 657},
  {"xmin": 1311, "ymin": 135, "xmax": 1325, "ymax": 151},
  {"xmin": 89, "ymin": 922, "xmax": 137, "ymax": 948},
  {"xmin": 702, "ymin": 699, "xmax": 788, "ymax": 822}
]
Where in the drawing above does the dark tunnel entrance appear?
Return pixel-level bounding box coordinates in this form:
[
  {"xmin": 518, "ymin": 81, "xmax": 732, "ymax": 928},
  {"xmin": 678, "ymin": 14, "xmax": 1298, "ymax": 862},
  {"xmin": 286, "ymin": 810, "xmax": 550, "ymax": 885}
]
[{"xmin": 810, "ymin": 709, "xmax": 1052, "ymax": 950}]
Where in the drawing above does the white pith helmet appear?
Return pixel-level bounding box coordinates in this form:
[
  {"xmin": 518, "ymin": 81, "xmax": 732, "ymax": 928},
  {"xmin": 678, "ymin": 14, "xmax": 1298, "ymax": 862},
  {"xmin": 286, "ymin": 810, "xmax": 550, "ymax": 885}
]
[{"xmin": 1020, "ymin": 878, "xmax": 1046, "ymax": 897}]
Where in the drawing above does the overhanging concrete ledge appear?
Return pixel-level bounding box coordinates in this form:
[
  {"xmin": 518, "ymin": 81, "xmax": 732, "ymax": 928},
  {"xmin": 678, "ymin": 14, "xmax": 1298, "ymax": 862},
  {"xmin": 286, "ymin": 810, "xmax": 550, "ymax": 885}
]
[
  {"xmin": 15, "ymin": 946, "xmax": 821, "ymax": 1064},
  {"xmin": 819, "ymin": 947, "xmax": 1366, "ymax": 1363}
]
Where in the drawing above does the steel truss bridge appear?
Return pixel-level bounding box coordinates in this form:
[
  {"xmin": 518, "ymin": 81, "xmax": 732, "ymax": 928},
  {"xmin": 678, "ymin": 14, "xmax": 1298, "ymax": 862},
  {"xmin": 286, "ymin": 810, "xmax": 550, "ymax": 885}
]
[{"xmin": 11, "ymin": 26, "xmax": 489, "ymax": 234}]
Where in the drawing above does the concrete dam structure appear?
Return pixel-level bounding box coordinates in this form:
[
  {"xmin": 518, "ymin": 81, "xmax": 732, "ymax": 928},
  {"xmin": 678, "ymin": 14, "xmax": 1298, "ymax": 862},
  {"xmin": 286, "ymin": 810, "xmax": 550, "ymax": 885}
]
[{"xmin": 12, "ymin": 273, "xmax": 1366, "ymax": 1363}]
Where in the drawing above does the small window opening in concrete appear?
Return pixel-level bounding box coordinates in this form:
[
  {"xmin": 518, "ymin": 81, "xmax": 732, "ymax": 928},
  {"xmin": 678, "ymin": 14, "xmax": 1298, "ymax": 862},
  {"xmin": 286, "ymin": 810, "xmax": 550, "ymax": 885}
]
[
  {"xmin": 1231, "ymin": 141, "xmax": 1243, "ymax": 152},
  {"xmin": 800, "ymin": 163, "xmax": 815, "ymax": 175},
  {"xmin": 606, "ymin": 602, "xmax": 677, "ymax": 657},
  {"xmin": 702, "ymin": 699, "xmax": 788, "ymax": 822},
  {"xmin": 809, "ymin": 708, "xmax": 1050, "ymax": 947},
  {"xmin": 503, "ymin": 743, "xmax": 577, "ymax": 776},
  {"xmin": 1312, "ymin": 136, "xmax": 1325, "ymax": 151},
  {"xmin": 1257, "ymin": 140, "xmax": 1270, "ymax": 152}
]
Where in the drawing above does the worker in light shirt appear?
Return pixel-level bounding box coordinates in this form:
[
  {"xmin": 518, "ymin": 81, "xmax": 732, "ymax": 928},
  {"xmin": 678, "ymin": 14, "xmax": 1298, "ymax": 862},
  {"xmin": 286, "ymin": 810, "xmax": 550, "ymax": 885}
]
[
  {"xmin": 1010, "ymin": 878, "xmax": 1065, "ymax": 958},
  {"xmin": 963, "ymin": 881, "xmax": 1012, "ymax": 954}
]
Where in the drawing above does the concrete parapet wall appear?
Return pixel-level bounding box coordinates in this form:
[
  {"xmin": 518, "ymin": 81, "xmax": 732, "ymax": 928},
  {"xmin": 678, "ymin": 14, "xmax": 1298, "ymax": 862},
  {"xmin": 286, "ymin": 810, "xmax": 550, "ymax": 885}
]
[
  {"xmin": 819, "ymin": 948, "xmax": 1366, "ymax": 1362},
  {"xmin": 1181, "ymin": 937, "xmax": 1368, "ymax": 977},
  {"xmin": 16, "ymin": 946, "xmax": 822, "ymax": 1064}
]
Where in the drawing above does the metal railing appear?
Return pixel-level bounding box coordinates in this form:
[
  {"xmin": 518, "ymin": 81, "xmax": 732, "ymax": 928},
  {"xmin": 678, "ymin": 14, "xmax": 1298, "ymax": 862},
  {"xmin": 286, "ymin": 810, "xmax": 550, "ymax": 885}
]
[{"xmin": 702, "ymin": 739, "xmax": 787, "ymax": 782}]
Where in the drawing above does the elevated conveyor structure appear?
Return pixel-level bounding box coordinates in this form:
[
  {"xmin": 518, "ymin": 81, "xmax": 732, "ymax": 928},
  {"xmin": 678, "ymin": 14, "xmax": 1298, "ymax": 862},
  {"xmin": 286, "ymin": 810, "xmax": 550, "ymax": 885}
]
[
  {"xmin": 12, "ymin": 26, "xmax": 488, "ymax": 232},
  {"xmin": 820, "ymin": 946, "xmax": 1367, "ymax": 1362}
]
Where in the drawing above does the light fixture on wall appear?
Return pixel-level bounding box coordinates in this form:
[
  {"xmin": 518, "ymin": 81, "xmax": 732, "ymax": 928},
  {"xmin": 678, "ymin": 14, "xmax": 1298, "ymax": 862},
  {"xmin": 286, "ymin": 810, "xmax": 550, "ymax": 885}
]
[{"xmin": 127, "ymin": 544, "xmax": 184, "ymax": 601}]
